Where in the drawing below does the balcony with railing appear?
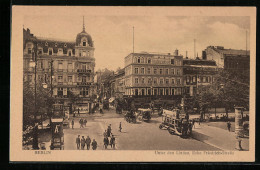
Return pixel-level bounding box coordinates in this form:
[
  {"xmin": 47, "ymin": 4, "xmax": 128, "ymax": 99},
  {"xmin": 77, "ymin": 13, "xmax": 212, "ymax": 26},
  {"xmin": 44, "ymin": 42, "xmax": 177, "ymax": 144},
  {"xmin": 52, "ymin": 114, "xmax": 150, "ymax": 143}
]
[
  {"xmin": 77, "ymin": 69, "xmax": 92, "ymax": 74},
  {"xmin": 77, "ymin": 82, "xmax": 92, "ymax": 86}
]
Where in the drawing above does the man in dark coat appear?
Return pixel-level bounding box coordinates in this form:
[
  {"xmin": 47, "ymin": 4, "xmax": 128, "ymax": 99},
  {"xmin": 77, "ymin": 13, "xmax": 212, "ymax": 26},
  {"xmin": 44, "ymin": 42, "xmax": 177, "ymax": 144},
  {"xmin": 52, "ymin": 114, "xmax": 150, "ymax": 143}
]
[
  {"xmin": 92, "ymin": 139, "xmax": 97, "ymax": 150},
  {"xmin": 103, "ymin": 137, "xmax": 109, "ymax": 149},
  {"xmin": 119, "ymin": 122, "xmax": 122, "ymax": 132},
  {"xmin": 71, "ymin": 119, "xmax": 74, "ymax": 129},
  {"xmin": 76, "ymin": 135, "xmax": 80, "ymax": 149},
  {"xmin": 227, "ymin": 121, "xmax": 231, "ymax": 132},
  {"xmin": 79, "ymin": 118, "xmax": 83, "ymax": 128},
  {"xmin": 85, "ymin": 136, "xmax": 91, "ymax": 150},
  {"xmin": 107, "ymin": 125, "xmax": 112, "ymax": 137},
  {"xmin": 83, "ymin": 119, "xmax": 87, "ymax": 127},
  {"xmin": 81, "ymin": 136, "xmax": 85, "ymax": 150},
  {"xmin": 110, "ymin": 135, "xmax": 116, "ymax": 149}
]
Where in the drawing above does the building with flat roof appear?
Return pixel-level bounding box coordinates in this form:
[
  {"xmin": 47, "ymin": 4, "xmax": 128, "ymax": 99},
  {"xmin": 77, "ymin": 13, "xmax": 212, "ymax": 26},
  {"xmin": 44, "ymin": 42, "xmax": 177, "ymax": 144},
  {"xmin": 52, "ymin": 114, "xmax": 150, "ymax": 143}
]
[
  {"xmin": 124, "ymin": 50, "xmax": 183, "ymax": 100},
  {"xmin": 183, "ymin": 58, "xmax": 218, "ymax": 96},
  {"xmin": 204, "ymin": 46, "xmax": 249, "ymax": 71}
]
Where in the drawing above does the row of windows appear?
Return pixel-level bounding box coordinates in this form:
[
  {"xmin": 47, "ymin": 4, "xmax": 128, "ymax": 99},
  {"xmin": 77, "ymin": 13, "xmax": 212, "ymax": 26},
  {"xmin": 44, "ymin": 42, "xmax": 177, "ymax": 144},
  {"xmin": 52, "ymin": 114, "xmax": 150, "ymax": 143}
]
[
  {"xmin": 25, "ymin": 74, "xmax": 91, "ymax": 83},
  {"xmin": 57, "ymin": 75, "xmax": 91, "ymax": 82},
  {"xmin": 128, "ymin": 88, "xmax": 182, "ymax": 96},
  {"xmin": 186, "ymin": 76, "xmax": 213, "ymax": 83},
  {"xmin": 134, "ymin": 77, "xmax": 182, "ymax": 85},
  {"xmin": 134, "ymin": 67, "xmax": 181, "ymax": 75},
  {"xmin": 133, "ymin": 57, "xmax": 181, "ymax": 66},
  {"xmin": 27, "ymin": 48, "xmax": 73, "ymax": 56},
  {"xmin": 55, "ymin": 87, "xmax": 89, "ymax": 97},
  {"xmin": 134, "ymin": 57, "xmax": 151, "ymax": 64}
]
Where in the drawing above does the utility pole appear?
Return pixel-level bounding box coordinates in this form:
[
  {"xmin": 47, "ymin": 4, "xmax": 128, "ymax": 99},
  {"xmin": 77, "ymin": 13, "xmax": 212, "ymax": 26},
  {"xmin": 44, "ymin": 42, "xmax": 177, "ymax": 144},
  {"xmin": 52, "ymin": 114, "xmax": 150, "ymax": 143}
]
[
  {"xmin": 246, "ymin": 30, "xmax": 248, "ymax": 56},
  {"xmin": 194, "ymin": 39, "xmax": 196, "ymax": 59},
  {"xmin": 133, "ymin": 26, "xmax": 135, "ymax": 53}
]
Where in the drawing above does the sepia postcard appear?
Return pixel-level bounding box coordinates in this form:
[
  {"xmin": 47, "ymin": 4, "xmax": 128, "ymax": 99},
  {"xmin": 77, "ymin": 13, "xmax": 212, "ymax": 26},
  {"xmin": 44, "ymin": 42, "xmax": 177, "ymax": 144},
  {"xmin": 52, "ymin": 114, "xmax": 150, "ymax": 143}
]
[{"xmin": 10, "ymin": 6, "xmax": 256, "ymax": 162}]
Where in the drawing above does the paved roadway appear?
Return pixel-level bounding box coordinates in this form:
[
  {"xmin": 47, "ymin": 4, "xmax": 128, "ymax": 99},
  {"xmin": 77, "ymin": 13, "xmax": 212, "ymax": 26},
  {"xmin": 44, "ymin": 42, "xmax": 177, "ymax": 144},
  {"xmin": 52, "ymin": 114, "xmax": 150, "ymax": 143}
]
[{"xmin": 63, "ymin": 109, "xmax": 219, "ymax": 150}]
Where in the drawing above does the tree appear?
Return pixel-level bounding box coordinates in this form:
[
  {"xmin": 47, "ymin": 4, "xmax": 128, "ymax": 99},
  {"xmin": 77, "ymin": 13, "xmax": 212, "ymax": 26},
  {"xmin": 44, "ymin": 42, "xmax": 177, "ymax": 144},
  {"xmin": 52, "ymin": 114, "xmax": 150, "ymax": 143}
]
[
  {"xmin": 200, "ymin": 69, "xmax": 249, "ymax": 119},
  {"xmin": 23, "ymin": 79, "xmax": 50, "ymax": 146}
]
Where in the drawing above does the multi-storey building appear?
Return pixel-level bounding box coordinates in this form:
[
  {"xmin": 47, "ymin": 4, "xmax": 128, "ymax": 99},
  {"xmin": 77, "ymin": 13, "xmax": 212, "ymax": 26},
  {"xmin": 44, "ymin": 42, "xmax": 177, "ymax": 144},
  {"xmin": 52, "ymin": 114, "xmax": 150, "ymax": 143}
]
[
  {"xmin": 110, "ymin": 68, "xmax": 125, "ymax": 99},
  {"xmin": 183, "ymin": 58, "xmax": 218, "ymax": 96},
  {"xmin": 204, "ymin": 46, "xmax": 249, "ymax": 71},
  {"xmin": 124, "ymin": 50, "xmax": 183, "ymax": 99},
  {"xmin": 23, "ymin": 22, "xmax": 95, "ymax": 114}
]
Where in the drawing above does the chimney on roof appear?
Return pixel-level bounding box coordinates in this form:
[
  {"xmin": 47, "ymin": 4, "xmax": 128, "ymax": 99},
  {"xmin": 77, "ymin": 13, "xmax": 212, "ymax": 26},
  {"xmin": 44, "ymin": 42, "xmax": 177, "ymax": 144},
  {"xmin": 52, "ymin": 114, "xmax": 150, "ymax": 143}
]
[
  {"xmin": 186, "ymin": 51, "xmax": 188, "ymax": 59},
  {"xmin": 174, "ymin": 49, "xmax": 178, "ymax": 56},
  {"xmin": 196, "ymin": 52, "xmax": 200, "ymax": 60},
  {"xmin": 202, "ymin": 50, "xmax": 207, "ymax": 60}
]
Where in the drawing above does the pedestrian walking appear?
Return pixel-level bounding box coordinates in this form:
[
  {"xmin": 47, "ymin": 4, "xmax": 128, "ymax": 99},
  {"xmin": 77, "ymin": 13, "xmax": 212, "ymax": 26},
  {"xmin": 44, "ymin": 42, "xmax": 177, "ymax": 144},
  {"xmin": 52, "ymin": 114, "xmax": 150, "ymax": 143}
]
[
  {"xmin": 192, "ymin": 119, "xmax": 195, "ymax": 129},
  {"xmin": 110, "ymin": 135, "xmax": 116, "ymax": 149},
  {"xmin": 92, "ymin": 139, "xmax": 97, "ymax": 150},
  {"xmin": 81, "ymin": 136, "xmax": 85, "ymax": 150},
  {"xmin": 103, "ymin": 137, "xmax": 109, "ymax": 149},
  {"xmin": 227, "ymin": 121, "xmax": 231, "ymax": 132},
  {"xmin": 83, "ymin": 119, "xmax": 87, "ymax": 127},
  {"xmin": 85, "ymin": 136, "xmax": 91, "ymax": 150},
  {"xmin": 78, "ymin": 108, "xmax": 80, "ymax": 117},
  {"xmin": 79, "ymin": 118, "xmax": 83, "ymax": 128},
  {"xmin": 107, "ymin": 125, "xmax": 112, "ymax": 137},
  {"xmin": 76, "ymin": 135, "xmax": 80, "ymax": 150},
  {"xmin": 71, "ymin": 119, "xmax": 74, "ymax": 129},
  {"xmin": 119, "ymin": 122, "xmax": 122, "ymax": 132},
  {"xmin": 103, "ymin": 130, "xmax": 107, "ymax": 138}
]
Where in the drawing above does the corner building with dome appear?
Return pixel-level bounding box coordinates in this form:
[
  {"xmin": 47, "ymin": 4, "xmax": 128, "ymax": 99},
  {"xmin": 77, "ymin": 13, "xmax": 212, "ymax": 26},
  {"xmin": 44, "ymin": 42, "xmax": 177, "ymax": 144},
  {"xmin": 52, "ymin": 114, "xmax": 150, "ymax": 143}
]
[{"xmin": 23, "ymin": 22, "xmax": 96, "ymax": 114}]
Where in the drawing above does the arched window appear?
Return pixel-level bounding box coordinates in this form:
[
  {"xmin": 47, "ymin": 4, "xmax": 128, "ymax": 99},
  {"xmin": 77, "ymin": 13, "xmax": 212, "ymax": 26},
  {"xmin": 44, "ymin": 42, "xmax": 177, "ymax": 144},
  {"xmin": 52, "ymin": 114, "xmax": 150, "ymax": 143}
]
[
  {"xmin": 141, "ymin": 57, "xmax": 144, "ymax": 63},
  {"xmin": 137, "ymin": 57, "xmax": 140, "ymax": 63},
  {"xmin": 134, "ymin": 57, "xmax": 138, "ymax": 63},
  {"xmin": 83, "ymin": 41, "xmax": 86, "ymax": 46},
  {"xmin": 147, "ymin": 58, "xmax": 151, "ymax": 64}
]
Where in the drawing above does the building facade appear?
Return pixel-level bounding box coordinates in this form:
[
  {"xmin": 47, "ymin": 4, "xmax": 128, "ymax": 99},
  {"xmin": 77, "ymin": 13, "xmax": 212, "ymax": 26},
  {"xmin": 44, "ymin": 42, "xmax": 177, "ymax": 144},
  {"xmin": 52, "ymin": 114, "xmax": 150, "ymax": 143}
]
[
  {"xmin": 183, "ymin": 58, "xmax": 218, "ymax": 97},
  {"xmin": 110, "ymin": 68, "xmax": 125, "ymax": 99},
  {"xmin": 23, "ymin": 23, "xmax": 95, "ymax": 114},
  {"xmin": 124, "ymin": 50, "xmax": 183, "ymax": 99},
  {"xmin": 204, "ymin": 46, "xmax": 249, "ymax": 71}
]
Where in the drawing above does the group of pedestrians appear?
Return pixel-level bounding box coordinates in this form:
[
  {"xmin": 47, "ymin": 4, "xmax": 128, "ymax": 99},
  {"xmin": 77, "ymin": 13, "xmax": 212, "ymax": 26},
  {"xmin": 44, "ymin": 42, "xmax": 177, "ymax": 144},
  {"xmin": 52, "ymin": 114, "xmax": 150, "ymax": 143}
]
[
  {"xmin": 79, "ymin": 118, "xmax": 87, "ymax": 128},
  {"xmin": 103, "ymin": 124, "xmax": 116, "ymax": 149},
  {"xmin": 76, "ymin": 135, "xmax": 97, "ymax": 150}
]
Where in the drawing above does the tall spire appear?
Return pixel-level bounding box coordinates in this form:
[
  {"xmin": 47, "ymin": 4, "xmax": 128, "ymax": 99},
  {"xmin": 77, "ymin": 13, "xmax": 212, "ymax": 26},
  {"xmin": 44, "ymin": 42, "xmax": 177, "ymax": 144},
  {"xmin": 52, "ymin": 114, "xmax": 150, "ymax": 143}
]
[{"xmin": 83, "ymin": 16, "xmax": 85, "ymax": 32}]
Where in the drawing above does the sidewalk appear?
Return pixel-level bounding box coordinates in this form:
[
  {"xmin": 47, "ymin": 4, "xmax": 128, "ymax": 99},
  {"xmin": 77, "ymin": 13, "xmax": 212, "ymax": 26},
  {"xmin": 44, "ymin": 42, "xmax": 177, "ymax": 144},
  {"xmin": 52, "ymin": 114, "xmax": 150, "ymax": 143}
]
[{"xmin": 192, "ymin": 123, "xmax": 249, "ymax": 151}]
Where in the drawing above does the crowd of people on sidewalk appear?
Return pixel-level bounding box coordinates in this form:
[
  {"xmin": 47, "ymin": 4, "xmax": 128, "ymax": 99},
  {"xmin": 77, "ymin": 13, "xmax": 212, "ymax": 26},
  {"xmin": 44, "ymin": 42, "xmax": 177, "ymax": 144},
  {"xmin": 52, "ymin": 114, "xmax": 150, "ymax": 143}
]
[
  {"xmin": 76, "ymin": 135, "xmax": 97, "ymax": 150},
  {"xmin": 74, "ymin": 121, "xmax": 122, "ymax": 150}
]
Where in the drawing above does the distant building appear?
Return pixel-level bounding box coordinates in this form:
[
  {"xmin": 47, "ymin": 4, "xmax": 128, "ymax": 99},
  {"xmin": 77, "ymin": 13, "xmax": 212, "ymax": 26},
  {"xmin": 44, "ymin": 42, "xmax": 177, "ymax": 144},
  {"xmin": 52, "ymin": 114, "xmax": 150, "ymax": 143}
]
[
  {"xmin": 204, "ymin": 46, "xmax": 249, "ymax": 71},
  {"xmin": 23, "ymin": 20, "xmax": 96, "ymax": 114},
  {"xmin": 183, "ymin": 58, "xmax": 218, "ymax": 96},
  {"xmin": 124, "ymin": 50, "xmax": 183, "ymax": 99},
  {"xmin": 110, "ymin": 69, "xmax": 125, "ymax": 99}
]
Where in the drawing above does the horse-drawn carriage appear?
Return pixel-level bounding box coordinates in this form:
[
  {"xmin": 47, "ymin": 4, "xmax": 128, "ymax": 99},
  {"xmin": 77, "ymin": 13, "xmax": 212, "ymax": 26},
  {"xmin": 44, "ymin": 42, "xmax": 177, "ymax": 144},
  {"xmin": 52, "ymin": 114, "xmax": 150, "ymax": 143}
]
[
  {"xmin": 159, "ymin": 109, "xmax": 192, "ymax": 137},
  {"xmin": 124, "ymin": 110, "xmax": 137, "ymax": 123}
]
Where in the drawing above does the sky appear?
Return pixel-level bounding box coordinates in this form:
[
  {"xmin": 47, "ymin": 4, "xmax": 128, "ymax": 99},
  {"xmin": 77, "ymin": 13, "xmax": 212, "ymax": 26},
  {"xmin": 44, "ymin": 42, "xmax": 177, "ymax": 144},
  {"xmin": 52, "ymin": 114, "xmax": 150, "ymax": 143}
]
[{"xmin": 23, "ymin": 10, "xmax": 250, "ymax": 71}]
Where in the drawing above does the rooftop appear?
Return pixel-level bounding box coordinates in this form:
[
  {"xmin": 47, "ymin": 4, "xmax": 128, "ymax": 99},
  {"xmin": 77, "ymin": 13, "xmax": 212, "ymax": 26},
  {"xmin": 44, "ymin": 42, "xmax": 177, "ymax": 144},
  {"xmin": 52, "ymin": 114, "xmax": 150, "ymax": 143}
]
[{"xmin": 207, "ymin": 46, "xmax": 249, "ymax": 56}]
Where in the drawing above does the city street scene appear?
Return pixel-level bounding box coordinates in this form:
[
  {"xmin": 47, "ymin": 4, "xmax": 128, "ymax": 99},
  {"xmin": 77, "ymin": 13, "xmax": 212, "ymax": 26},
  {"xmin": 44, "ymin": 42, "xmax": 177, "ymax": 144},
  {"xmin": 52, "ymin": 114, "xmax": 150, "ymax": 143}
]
[{"xmin": 22, "ymin": 11, "xmax": 250, "ymax": 152}]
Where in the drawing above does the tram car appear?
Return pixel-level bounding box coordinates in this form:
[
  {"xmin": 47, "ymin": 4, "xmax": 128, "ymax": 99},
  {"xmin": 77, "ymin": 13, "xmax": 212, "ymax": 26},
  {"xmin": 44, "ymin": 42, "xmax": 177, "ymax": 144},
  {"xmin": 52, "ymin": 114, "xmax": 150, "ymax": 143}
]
[
  {"xmin": 136, "ymin": 108, "xmax": 152, "ymax": 122},
  {"xmin": 159, "ymin": 109, "xmax": 192, "ymax": 137}
]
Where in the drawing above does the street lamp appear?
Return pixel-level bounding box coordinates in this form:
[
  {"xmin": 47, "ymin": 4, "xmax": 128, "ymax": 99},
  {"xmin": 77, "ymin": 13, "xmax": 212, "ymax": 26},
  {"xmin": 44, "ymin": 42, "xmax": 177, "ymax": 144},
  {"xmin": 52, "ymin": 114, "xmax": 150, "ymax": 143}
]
[{"xmin": 30, "ymin": 42, "xmax": 39, "ymax": 150}]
